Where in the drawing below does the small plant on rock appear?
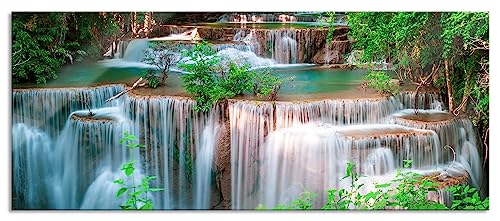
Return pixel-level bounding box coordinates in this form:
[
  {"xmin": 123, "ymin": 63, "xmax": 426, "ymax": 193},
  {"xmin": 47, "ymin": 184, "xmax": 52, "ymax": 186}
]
[
  {"xmin": 253, "ymin": 69, "xmax": 291, "ymax": 101},
  {"xmin": 114, "ymin": 131, "xmax": 163, "ymax": 210},
  {"xmin": 141, "ymin": 69, "xmax": 160, "ymax": 89},
  {"xmin": 364, "ymin": 71, "xmax": 400, "ymax": 96},
  {"xmin": 259, "ymin": 160, "xmax": 488, "ymax": 210},
  {"xmin": 142, "ymin": 41, "xmax": 180, "ymax": 86}
]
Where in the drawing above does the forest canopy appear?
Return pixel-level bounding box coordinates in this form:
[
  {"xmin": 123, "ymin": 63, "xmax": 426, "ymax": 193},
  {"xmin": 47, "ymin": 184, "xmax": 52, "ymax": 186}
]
[{"xmin": 347, "ymin": 12, "xmax": 489, "ymax": 145}]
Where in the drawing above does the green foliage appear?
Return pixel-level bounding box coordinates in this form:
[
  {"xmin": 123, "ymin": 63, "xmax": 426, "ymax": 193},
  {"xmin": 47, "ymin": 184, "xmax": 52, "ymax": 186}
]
[
  {"xmin": 448, "ymin": 185, "xmax": 489, "ymax": 210},
  {"xmin": 441, "ymin": 13, "xmax": 489, "ymax": 59},
  {"xmin": 12, "ymin": 13, "xmax": 67, "ymax": 84},
  {"xmin": 114, "ymin": 131, "xmax": 163, "ymax": 210},
  {"xmin": 12, "ymin": 12, "xmax": 121, "ymax": 84},
  {"xmin": 347, "ymin": 12, "xmax": 489, "ymax": 135},
  {"xmin": 179, "ymin": 42, "xmax": 288, "ymax": 111},
  {"xmin": 143, "ymin": 41, "xmax": 180, "ymax": 85},
  {"xmin": 252, "ymin": 69, "xmax": 290, "ymax": 101},
  {"xmin": 471, "ymin": 84, "xmax": 489, "ymax": 127},
  {"xmin": 364, "ymin": 71, "xmax": 399, "ymax": 96},
  {"xmin": 274, "ymin": 192, "xmax": 317, "ymax": 210},
  {"xmin": 141, "ymin": 69, "xmax": 160, "ymax": 88},
  {"xmin": 178, "ymin": 41, "xmax": 220, "ymax": 112},
  {"xmin": 219, "ymin": 63, "xmax": 256, "ymax": 96},
  {"xmin": 323, "ymin": 12, "xmax": 336, "ymax": 42},
  {"xmin": 260, "ymin": 161, "xmax": 488, "ymax": 210}
]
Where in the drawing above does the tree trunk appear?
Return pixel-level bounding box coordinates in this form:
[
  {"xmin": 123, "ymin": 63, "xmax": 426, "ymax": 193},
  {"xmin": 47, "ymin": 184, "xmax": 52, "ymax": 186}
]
[
  {"xmin": 461, "ymin": 70, "xmax": 472, "ymax": 112},
  {"xmin": 105, "ymin": 77, "xmax": 146, "ymax": 103},
  {"xmin": 445, "ymin": 59, "xmax": 454, "ymax": 112}
]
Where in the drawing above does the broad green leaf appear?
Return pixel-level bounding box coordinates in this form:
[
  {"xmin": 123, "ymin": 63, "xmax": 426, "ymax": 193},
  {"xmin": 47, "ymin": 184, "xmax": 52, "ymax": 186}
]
[
  {"xmin": 113, "ymin": 179, "xmax": 125, "ymax": 185},
  {"xmin": 140, "ymin": 201, "xmax": 153, "ymax": 210},
  {"xmin": 116, "ymin": 187, "xmax": 128, "ymax": 198},
  {"xmin": 124, "ymin": 167, "xmax": 135, "ymax": 177},
  {"xmin": 149, "ymin": 188, "xmax": 164, "ymax": 192},
  {"xmin": 375, "ymin": 183, "xmax": 391, "ymax": 189}
]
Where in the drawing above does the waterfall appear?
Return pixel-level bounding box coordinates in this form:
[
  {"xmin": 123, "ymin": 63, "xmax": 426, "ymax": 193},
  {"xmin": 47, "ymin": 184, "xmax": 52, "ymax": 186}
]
[
  {"xmin": 391, "ymin": 109, "xmax": 482, "ymax": 187},
  {"xmin": 216, "ymin": 48, "xmax": 276, "ymax": 68},
  {"xmin": 218, "ymin": 13, "xmax": 320, "ymax": 23},
  {"xmin": 12, "ymin": 123, "xmax": 56, "ymax": 209},
  {"xmin": 229, "ymin": 100, "xmax": 274, "ymax": 209},
  {"xmin": 230, "ymin": 92, "xmax": 480, "ymax": 209},
  {"xmin": 12, "ymin": 78, "xmax": 483, "ymax": 209},
  {"xmin": 363, "ymin": 147, "xmax": 395, "ymax": 176},
  {"xmin": 100, "ymin": 38, "xmax": 153, "ymax": 69},
  {"xmin": 54, "ymin": 107, "xmax": 135, "ymax": 209},
  {"xmin": 12, "ymin": 104, "xmax": 137, "ymax": 209},
  {"xmin": 124, "ymin": 94, "xmax": 220, "ymax": 209},
  {"xmin": 265, "ymin": 30, "xmax": 298, "ymax": 64},
  {"xmin": 12, "ymin": 85, "xmax": 124, "ymax": 137},
  {"xmin": 122, "ymin": 39, "xmax": 149, "ymax": 62},
  {"xmin": 324, "ymin": 42, "xmax": 331, "ymax": 64},
  {"xmin": 233, "ymin": 30, "xmax": 246, "ymax": 41},
  {"xmin": 397, "ymin": 91, "xmax": 445, "ymax": 111},
  {"xmin": 274, "ymin": 97, "xmax": 402, "ymax": 128},
  {"xmin": 114, "ymin": 40, "xmax": 129, "ymax": 59},
  {"xmin": 174, "ymin": 42, "xmax": 253, "ymax": 54},
  {"xmin": 257, "ymin": 123, "xmax": 444, "ymax": 208},
  {"xmin": 12, "ymin": 85, "xmax": 220, "ymax": 209},
  {"xmin": 214, "ymin": 44, "xmax": 254, "ymax": 53},
  {"xmin": 194, "ymin": 111, "xmax": 222, "ymax": 209},
  {"xmin": 151, "ymin": 28, "xmax": 202, "ymax": 41}
]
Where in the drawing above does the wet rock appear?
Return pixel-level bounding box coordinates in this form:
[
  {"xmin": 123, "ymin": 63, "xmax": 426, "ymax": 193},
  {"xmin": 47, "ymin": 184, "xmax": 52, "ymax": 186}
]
[{"xmin": 213, "ymin": 114, "xmax": 232, "ymax": 209}]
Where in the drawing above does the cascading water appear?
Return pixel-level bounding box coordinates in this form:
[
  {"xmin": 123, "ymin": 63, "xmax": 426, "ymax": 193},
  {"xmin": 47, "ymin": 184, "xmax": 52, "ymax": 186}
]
[
  {"xmin": 12, "ymin": 88, "xmax": 127, "ymax": 207},
  {"xmin": 12, "ymin": 85, "xmax": 124, "ymax": 137},
  {"xmin": 12, "ymin": 20, "xmax": 485, "ymax": 210},
  {"xmin": 265, "ymin": 30, "xmax": 298, "ymax": 64},
  {"xmin": 12, "ymin": 86, "xmax": 223, "ymax": 209},
  {"xmin": 12, "ymin": 99, "xmax": 138, "ymax": 209},
  {"xmin": 194, "ymin": 111, "xmax": 222, "ymax": 209},
  {"xmin": 391, "ymin": 109, "xmax": 482, "ymax": 187},
  {"xmin": 274, "ymin": 97, "xmax": 402, "ymax": 129},
  {"xmin": 229, "ymin": 100, "xmax": 274, "ymax": 209},
  {"xmin": 151, "ymin": 28, "xmax": 202, "ymax": 41},
  {"xmin": 363, "ymin": 147, "xmax": 395, "ymax": 176},
  {"xmin": 257, "ymin": 123, "xmax": 446, "ymax": 208},
  {"xmin": 122, "ymin": 39, "xmax": 149, "ymax": 62},
  {"xmin": 12, "ymin": 123, "xmax": 56, "ymax": 209},
  {"xmin": 123, "ymin": 94, "xmax": 222, "ymax": 209},
  {"xmin": 397, "ymin": 91, "xmax": 445, "ymax": 110},
  {"xmin": 217, "ymin": 48, "xmax": 277, "ymax": 68},
  {"xmin": 113, "ymin": 40, "xmax": 129, "ymax": 58},
  {"xmin": 67, "ymin": 107, "xmax": 138, "ymax": 209},
  {"xmin": 230, "ymin": 91, "xmax": 482, "ymax": 209}
]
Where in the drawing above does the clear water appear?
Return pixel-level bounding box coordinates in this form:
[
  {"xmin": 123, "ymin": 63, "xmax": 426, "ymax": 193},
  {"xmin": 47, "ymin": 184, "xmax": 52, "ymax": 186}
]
[
  {"xmin": 273, "ymin": 66, "xmax": 366, "ymax": 94},
  {"xmin": 189, "ymin": 22, "xmax": 330, "ymax": 29},
  {"xmin": 14, "ymin": 62, "xmax": 367, "ymax": 98}
]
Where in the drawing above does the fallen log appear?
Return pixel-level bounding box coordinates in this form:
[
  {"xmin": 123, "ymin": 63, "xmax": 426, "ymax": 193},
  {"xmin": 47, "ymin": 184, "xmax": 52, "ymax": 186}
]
[{"xmin": 105, "ymin": 77, "xmax": 146, "ymax": 103}]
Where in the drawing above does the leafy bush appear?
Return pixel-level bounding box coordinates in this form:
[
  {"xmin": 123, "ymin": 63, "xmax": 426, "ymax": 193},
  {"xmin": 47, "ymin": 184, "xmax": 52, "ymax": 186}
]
[
  {"xmin": 447, "ymin": 185, "xmax": 488, "ymax": 210},
  {"xmin": 219, "ymin": 63, "xmax": 256, "ymax": 97},
  {"xmin": 178, "ymin": 41, "xmax": 220, "ymax": 112},
  {"xmin": 364, "ymin": 71, "xmax": 400, "ymax": 96},
  {"xmin": 179, "ymin": 42, "xmax": 287, "ymax": 111},
  {"xmin": 141, "ymin": 69, "xmax": 160, "ymax": 88},
  {"xmin": 253, "ymin": 69, "xmax": 290, "ymax": 101},
  {"xmin": 142, "ymin": 41, "xmax": 180, "ymax": 85},
  {"xmin": 12, "ymin": 14, "xmax": 66, "ymax": 84},
  {"xmin": 12, "ymin": 13, "xmax": 121, "ymax": 84},
  {"xmin": 260, "ymin": 160, "xmax": 488, "ymax": 210},
  {"xmin": 114, "ymin": 131, "xmax": 163, "ymax": 210}
]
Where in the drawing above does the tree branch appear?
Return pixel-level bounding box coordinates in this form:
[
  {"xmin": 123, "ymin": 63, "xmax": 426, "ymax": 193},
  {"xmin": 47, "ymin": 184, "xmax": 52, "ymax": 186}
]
[
  {"xmin": 13, "ymin": 56, "xmax": 32, "ymax": 68},
  {"xmin": 105, "ymin": 77, "xmax": 146, "ymax": 103}
]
